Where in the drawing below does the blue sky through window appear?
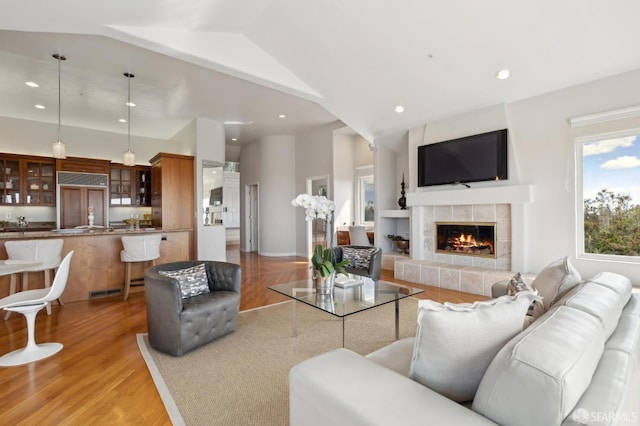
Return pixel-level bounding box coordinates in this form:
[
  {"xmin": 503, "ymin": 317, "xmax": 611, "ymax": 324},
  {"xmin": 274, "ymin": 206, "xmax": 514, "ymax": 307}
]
[{"xmin": 583, "ymin": 135, "xmax": 640, "ymax": 204}]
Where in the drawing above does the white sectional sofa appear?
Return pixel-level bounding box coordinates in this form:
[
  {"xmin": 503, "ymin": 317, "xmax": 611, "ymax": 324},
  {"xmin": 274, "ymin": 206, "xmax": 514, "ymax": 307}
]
[{"xmin": 289, "ymin": 270, "xmax": 640, "ymax": 426}]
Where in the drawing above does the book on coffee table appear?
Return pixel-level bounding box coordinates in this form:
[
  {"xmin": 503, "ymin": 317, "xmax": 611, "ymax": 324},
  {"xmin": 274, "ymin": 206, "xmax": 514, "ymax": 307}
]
[{"xmin": 334, "ymin": 274, "xmax": 364, "ymax": 288}]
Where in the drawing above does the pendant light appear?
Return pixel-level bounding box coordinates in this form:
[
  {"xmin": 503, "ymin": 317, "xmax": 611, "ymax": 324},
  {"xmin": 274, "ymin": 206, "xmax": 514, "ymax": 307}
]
[
  {"xmin": 123, "ymin": 72, "xmax": 135, "ymax": 166},
  {"xmin": 52, "ymin": 53, "xmax": 67, "ymax": 159}
]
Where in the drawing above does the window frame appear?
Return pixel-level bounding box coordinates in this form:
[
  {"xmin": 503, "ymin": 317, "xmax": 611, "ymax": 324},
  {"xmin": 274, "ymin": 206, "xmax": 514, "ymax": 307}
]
[
  {"xmin": 575, "ymin": 127, "xmax": 640, "ymax": 264},
  {"xmin": 356, "ymin": 174, "xmax": 374, "ymax": 227}
]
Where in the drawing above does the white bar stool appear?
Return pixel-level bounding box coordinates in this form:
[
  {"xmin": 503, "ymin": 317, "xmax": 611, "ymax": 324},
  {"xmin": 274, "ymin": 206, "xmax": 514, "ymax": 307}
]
[
  {"xmin": 120, "ymin": 234, "xmax": 162, "ymax": 300},
  {"xmin": 4, "ymin": 239, "xmax": 64, "ymax": 319}
]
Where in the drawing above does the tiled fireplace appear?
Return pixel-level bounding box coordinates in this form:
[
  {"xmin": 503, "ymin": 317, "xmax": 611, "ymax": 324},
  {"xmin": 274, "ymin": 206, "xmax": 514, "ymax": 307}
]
[
  {"xmin": 391, "ymin": 184, "xmax": 532, "ymax": 296},
  {"xmin": 423, "ymin": 204, "xmax": 511, "ymax": 270}
]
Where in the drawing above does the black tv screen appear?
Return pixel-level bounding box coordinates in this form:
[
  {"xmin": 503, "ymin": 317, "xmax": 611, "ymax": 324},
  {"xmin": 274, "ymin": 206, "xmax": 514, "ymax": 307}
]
[{"xmin": 417, "ymin": 129, "xmax": 508, "ymax": 187}]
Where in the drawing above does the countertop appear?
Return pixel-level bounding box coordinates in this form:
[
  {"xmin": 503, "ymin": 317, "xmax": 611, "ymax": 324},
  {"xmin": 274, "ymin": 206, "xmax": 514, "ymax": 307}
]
[{"xmin": 0, "ymin": 227, "xmax": 192, "ymax": 240}]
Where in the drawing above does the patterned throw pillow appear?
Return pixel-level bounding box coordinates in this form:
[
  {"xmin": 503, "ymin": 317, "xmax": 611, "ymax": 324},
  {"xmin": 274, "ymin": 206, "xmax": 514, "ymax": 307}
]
[
  {"xmin": 342, "ymin": 247, "xmax": 376, "ymax": 270},
  {"xmin": 506, "ymin": 272, "xmax": 529, "ymax": 295},
  {"xmin": 506, "ymin": 272, "xmax": 543, "ymax": 327},
  {"xmin": 159, "ymin": 263, "xmax": 210, "ymax": 299}
]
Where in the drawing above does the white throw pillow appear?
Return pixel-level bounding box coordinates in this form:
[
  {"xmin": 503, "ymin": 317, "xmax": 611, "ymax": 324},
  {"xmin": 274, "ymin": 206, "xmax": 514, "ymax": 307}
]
[
  {"xmin": 409, "ymin": 292, "xmax": 538, "ymax": 402},
  {"xmin": 159, "ymin": 263, "xmax": 210, "ymax": 299},
  {"xmin": 531, "ymin": 256, "xmax": 582, "ymax": 311}
]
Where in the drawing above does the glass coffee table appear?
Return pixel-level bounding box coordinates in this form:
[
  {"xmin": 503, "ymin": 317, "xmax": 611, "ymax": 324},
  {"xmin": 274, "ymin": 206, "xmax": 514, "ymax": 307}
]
[{"xmin": 268, "ymin": 275, "xmax": 423, "ymax": 346}]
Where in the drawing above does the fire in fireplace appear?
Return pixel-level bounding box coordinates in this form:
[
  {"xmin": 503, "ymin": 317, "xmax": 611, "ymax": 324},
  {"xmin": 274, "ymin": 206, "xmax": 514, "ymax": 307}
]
[{"xmin": 436, "ymin": 222, "xmax": 496, "ymax": 258}]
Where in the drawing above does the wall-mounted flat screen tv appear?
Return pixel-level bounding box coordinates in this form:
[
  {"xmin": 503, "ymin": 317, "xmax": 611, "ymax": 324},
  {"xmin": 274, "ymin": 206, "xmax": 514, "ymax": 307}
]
[{"xmin": 417, "ymin": 129, "xmax": 508, "ymax": 187}]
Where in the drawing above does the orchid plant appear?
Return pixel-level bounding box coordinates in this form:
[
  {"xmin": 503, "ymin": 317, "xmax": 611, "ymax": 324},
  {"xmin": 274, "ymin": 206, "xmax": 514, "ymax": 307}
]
[{"xmin": 291, "ymin": 193, "xmax": 349, "ymax": 278}]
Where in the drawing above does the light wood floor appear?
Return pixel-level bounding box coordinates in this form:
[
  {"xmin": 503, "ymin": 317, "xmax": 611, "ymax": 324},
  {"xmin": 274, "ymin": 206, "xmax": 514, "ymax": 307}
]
[{"xmin": 0, "ymin": 247, "xmax": 484, "ymax": 425}]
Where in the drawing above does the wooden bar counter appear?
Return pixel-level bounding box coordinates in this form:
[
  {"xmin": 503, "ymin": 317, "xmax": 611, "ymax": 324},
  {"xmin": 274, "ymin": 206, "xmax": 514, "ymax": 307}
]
[{"xmin": 0, "ymin": 228, "xmax": 193, "ymax": 302}]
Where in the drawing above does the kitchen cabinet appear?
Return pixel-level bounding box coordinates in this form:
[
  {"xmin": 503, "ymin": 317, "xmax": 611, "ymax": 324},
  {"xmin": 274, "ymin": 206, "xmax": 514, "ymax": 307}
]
[
  {"xmin": 56, "ymin": 157, "xmax": 110, "ymax": 174},
  {"xmin": 109, "ymin": 164, "xmax": 151, "ymax": 206},
  {"xmin": 59, "ymin": 186, "xmax": 107, "ymax": 228},
  {"xmin": 149, "ymin": 153, "xmax": 194, "ymax": 230},
  {"xmin": 0, "ymin": 154, "xmax": 55, "ymax": 206}
]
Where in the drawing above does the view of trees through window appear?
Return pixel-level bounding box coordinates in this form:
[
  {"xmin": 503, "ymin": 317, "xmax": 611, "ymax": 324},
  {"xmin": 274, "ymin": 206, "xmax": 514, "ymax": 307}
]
[{"xmin": 582, "ymin": 134, "xmax": 640, "ymax": 256}]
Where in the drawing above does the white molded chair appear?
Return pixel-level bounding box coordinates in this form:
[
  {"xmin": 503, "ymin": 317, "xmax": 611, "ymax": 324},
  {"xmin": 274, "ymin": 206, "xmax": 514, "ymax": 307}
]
[
  {"xmin": 5, "ymin": 239, "xmax": 64, "ymax": 318},
  {"xmin": 348, "ymin": 226, "xmax": 372, "ymax": 246},
  {"xmin": 121, "ymin": 234, "xmax": 162, "ymax": 300},
  {"xmin": 0, "ymin": 251, "xmax": 73, "ymax": 367}
]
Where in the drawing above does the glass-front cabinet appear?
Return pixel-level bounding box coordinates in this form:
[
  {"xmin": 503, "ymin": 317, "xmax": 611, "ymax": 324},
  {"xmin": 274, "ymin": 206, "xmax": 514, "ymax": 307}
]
[
  {"xmin": 26, "ymin": 161, "xmax": 55, "ymax": 205},
  {"xmin": 110, "ymin": 164, "xmax": 151, "ymax": 206},
  {"xmin": 0, "ymin": 154, "xmax": 55, "ymax": 206},
  {"xmin": 110, "ymin": 166, "xmax": 132, "ymax": 205},
  {"xmin": 0, "ymin": 157, "xmax": 20, "ymax": 204}
]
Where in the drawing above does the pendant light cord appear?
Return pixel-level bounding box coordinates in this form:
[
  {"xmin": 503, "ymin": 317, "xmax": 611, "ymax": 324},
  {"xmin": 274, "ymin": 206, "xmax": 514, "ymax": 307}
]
[
  {"xmin": 53, "ymin": 53, "xmax": 66, "ymax": 142},
  {"xmin": 127, "ymin": 74, "xmax": 131, "ymax": 151},
  {"xmin": 124, "ymin": 72, "xmax": 134, "ymax": 152},
  {"xmin": 57, "ymin": 55, "xmax": 61, "ymax": 142}
]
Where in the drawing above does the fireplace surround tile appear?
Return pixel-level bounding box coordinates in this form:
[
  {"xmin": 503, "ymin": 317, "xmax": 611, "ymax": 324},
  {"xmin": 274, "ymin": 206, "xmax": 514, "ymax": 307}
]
[
  {"xmin": 435, "ymin": 205, "xmax": 453, "ymax": 221},
  {"xmin": 451, "ymin": 255, "xmax": 474, "ymax": 267},
  {"xmin": 420, "ymin": 264, "xmax": 441, "ymax": 286},
  {"xmin": 460, "ymin": 269, "xmax": 485, "ymax": 295},
  {"xmin": 440, "ymin": 266, "xmax": 462, "ymax": 291},
  {"xmin": 472, "ymin": 204, "xmax": 496, "ymax": 222},
  {"xmin": 452, "ymin": 205, "xmax": 473, "ymax": 221},
  {"xmin": 403, "ymin": 262, "xmax": 421, "ymax": 283}
]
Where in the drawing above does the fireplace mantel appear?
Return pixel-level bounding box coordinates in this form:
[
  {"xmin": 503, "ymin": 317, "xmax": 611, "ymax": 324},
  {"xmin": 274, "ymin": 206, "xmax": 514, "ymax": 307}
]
[{"xmin": 406, "ymin": 184, "xmax": 533, "ymax": 207}]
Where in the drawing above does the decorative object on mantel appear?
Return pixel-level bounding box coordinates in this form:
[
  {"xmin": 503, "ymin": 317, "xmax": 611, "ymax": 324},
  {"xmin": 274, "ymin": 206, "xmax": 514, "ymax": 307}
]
[
  {"xmin": 88, "ymin": 206, "xmax": 95, "ymax": 227},
  {"xmin": 292, "ymin": 194, "xmax": 349, "ymax": 295},
  {"xmin": 51, "ymin": 53, "xmax": 67, "ymax": 159},
  {"xmin": 123, "ymin": 72, "xmax": 136, "ymax": 166},
  {"xmin": 387, "ymin": 234, "xmax": 410, "ymax": 254},
  {"xmin": 398, "ymin": 173, "xmax": 407, "ymax": 209}
]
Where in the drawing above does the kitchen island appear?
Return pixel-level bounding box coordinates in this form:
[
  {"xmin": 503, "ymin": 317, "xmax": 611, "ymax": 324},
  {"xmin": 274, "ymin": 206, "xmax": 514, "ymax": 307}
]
[{"xmin": 0, "ymin": 228, "xmax": 193, "ymax": 302}]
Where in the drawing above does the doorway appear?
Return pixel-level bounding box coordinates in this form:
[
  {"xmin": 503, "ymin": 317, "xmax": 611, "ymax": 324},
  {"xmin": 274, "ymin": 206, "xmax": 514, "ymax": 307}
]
[{"xmin": 245, "ymin": 183, "xmax": 259, "ymax": 252}]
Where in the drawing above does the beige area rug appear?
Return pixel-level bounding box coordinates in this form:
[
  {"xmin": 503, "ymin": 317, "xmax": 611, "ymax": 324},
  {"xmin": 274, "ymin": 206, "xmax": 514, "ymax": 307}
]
[{"xmin": 137, "ymin": 298, "xmax": 419, "ymax": 425}]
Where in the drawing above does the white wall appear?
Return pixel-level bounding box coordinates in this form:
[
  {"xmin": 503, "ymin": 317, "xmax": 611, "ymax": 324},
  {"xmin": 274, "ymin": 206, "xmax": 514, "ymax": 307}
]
[
  {"xmin": 226, "ymin": 144, "xmax": 242, "ymax": 163},
  {"xmin": 177, "ymin": 118, "xmax": 227, "ymax": 261},
  {"xmin": 332, "ymin": 132, "xmax": 355, "ymax": 228},
  {"xmin": 258, "ymin": 135, "xmax": 296, "ymax": 256},
  {"xmin": 293, "ymin": 121, "xmax": 345, "ymax": 256},
  {"xmin": 238, "ymin": 134, "xmax": 297, "ymax": 256},
  {"xmin": 405, "ymin": 69, "xmax": 640, "ymax": 284}
]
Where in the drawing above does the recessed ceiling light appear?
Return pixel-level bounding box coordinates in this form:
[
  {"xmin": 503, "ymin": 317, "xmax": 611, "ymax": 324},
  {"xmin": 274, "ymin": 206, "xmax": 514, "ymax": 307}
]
[
  {"xmin": 224, "ymin": 120, "xmax": 253, "ymax": 125},
  {"xmin": 34, "ymin": 104, "xmax": 45, "ymax": 109},
  {"xmin": 125, "ymin": 102, "xmax": 136, "ymax": 107},
  {"xmin": 496, "ymin": 69, "xmax": 511, "ymax": 80},
  {"xmin": 231, "ymin": 138, "xmax": 238, "ymax": 141},
  {"xmin": 119, "ymin": 118, "xmax": 127, "ymax": 123},
  {"xmin": 278, "ymin": 114, "xmax": 286, "ymax": 118},
  {"xmin": 25, "ymin": 81, "xmax": 40, "ymax": 88},
  {"xmin": 395, "ymin": 105, "xmax": 405, "ymax": 113}
]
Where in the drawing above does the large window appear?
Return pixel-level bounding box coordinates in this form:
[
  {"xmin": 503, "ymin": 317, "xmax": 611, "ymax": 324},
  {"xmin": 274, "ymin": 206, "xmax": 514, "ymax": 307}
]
[{"xmin": 579, "ymin": 131, "xmax": 640, "ymax": 259}]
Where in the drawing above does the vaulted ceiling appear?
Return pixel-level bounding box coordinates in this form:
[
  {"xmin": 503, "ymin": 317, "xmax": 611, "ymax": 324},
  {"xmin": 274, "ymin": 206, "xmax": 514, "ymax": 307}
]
[{"xmin": 1, "ymin": 0, "xmax": 639, "ymax": 148}]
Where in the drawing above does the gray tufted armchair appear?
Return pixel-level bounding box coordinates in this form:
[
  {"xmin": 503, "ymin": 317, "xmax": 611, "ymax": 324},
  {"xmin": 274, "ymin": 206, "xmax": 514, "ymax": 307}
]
[
  {"xmin": 329, "ymin": 245, "xmax": 382, "ymax": 280},
  {"xmin": 144, "ymin": 260, "xmax": 241, "ymax": 356}
]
